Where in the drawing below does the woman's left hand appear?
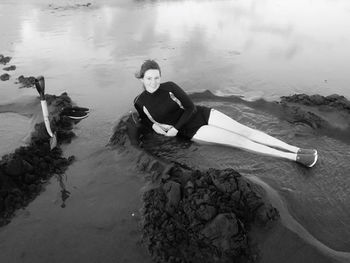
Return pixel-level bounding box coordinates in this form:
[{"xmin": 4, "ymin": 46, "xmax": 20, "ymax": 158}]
[
  {"xmin": 158, "ymin": 123, "xmax": 173, "ymax": 132},
  {"xmin": 165, "ymin": 127, "xmax": 178, "ymax": 137}
]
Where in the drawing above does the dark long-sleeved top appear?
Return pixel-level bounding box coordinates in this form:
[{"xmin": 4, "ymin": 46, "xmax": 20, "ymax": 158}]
[{"xmin": 134, "ymin": 81, "xmax": 211, "ymax": 139}]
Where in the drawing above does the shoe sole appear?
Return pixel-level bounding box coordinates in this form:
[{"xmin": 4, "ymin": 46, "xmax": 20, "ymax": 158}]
[
  {"xmin": 66, "ymin": 113, "xmax": 89, "ymax": 120},
  {"xmin": 307, "ymin": 154, "xmax": 318, "ymax": 168},
  {"xmin": 61, "ymin": 107, "xmax": 90, "ymax": 115}
]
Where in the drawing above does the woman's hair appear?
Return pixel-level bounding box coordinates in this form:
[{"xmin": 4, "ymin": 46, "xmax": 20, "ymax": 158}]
[{"xmin": 135, "ymin": 59, "xmax": 161, "ymax": 79}]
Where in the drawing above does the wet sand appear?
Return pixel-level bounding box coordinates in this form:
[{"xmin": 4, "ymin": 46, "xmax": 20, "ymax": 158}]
[
  {"xmin": 1, "ymin": 100, "xmax": 346, "ymax": 263},
  {"xmin": 0, "ymin": 94, "xmax": 153, "ymax": 262},
  {"xmin": 0, "ymin": 150, "xmax": 152, "ymax": 263}
]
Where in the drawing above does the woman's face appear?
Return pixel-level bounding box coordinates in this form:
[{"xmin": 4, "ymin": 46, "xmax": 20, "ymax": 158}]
[{"xmin": 141, "ymin": 69, "xmax": 161, "ymax": 93}]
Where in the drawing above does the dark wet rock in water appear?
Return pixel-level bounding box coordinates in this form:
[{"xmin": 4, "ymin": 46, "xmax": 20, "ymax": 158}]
[
  {"xmin": 0, "ymin": 92, "xmax": 88, "ymax": 227},
  {"xmin": 280, "ymin": 105, "xmax": 328, "ymax": 129},
  {"xmin": 110, "ymin": 114, "xmax": 279, "ymax": 263},
  {"xmin": 279, "ymin": 93, "xmax": 350, "ymax": 143},
  {"xmin": 0, "ymin": 73, "xmax": 10, "ymax": 81},
  {"xmin": 16, "ymin": 75, "xmax": 36, "ymax": 88},
  {"xmin": 3, "ymin": 65, "xmax": 16, "ymax": 71},
  {"xmin": 141, "ymin": 166, "xmax": 278, "ymax": 263},
  {"xmin": 209, "ymin": 168, "xmax": 239, "ymax": 193},
  {"xmin": 163, "ymin": 180, "xmax": 181, "ymax": 215},
  {"xmin": 48, "ymin": 2, "xmax": 92, "ymax": 11},
  {"xmin": 0, "ymin": 54, "xmax": 11, "ymax": 65},
  {"xmin": 281, "ymin": 93, "xmax": 350, "ymax": 111}
]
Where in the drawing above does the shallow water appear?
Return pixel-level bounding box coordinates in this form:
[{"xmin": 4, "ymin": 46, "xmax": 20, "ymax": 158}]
[
  {"xmin": 1, "ymin": 0, "xmax": 350, "ymax": 262},
  {"xmin": 0, "ymin": 113, "xmax": 31, "ymax": 156}
]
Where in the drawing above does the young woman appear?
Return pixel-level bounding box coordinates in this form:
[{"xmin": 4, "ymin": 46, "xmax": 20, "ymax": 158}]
[{"xmin": 134, "ymin": 60, "xmax": 318, "ymax": 167}]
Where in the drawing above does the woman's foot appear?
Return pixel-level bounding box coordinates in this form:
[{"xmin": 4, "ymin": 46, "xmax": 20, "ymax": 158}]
[
  {"xmin": 296, "ymin": 153, "xmax": 318, "ymax": 168},
  {"xmin": 297, "ymin": 148, "xmax": 317, "ymax": 156}
]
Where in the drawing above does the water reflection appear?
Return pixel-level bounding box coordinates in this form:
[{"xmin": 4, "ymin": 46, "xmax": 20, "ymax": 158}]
[
  {"xmin": 1, "ymin": 0, "xmax": 350, "ymax": 101},
  {"xmin": 153, "ymin": 0, "xmax": 350, "ymax": 97}
]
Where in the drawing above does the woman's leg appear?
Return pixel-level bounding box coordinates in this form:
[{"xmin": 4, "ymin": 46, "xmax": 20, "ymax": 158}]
[
  {"xmin": 192, "ymin": 125, "xmax": 297, "ymax": 161},
  {"xmin": 208, "ymin": 109, "xmax": 299, "ymax": 153}
]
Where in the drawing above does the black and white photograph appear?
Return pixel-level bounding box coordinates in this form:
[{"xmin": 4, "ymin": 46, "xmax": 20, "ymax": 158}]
[{"xmin": 1, "ymin": 0, "xmax": 349, "ymax": 262}]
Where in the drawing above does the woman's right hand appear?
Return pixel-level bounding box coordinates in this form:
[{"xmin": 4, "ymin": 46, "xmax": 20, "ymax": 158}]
[{"xmin": 152, "ymin": 123, "xmax": 167, "ymax": 135}]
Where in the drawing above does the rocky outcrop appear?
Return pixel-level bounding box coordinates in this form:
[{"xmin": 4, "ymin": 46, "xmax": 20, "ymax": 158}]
[
  {"xmin": 0, "ymin": 54, "xmax": 11, "ymax": 65},
  {"xmin": 48, "ymin": 2, "xmax": 92, "ymax": 11},
  {"xmin": 0, "ymin": 73, "xmax": 10, "ymax": 81},
  {"xmin": 3, "ymin": 65, "xmax": 16, "ymax": 71},
  {"xmin": 141, "ymin": 166, "xmax": 278, "ymax": 263},
  {"xmin": 110, "ymin": 114, "xmax": 279, "ymax": 263},
  {"xmin": 279, "ymin": 93, "xmax": 350, "ymax": 143},
  {"xmin": 1, "ymin": 54, "xmax": 12, "ymax": 81},
  {"xmin": 0, "ymin": 93, "xmax": 86, "ymax": 226},
  {"xmin": 280, "ymin": 93, "xmax": 350, "ymax": 111},
  {"xmin": 16, "ymin": 75, "xmax": 37, "ymax": 88}
]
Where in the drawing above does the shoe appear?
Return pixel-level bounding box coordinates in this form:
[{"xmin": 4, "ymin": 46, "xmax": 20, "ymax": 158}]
[
  {"xmin": 60, "ymin": 106, "xmax": 90, "ymax": 120},
  {"xmin": 297, "ymin": 148, "xmax": 317, "ymax": 156},
  {"xmin": 296, "ymin": 153, "xmax": 318, "ymax": 168}
]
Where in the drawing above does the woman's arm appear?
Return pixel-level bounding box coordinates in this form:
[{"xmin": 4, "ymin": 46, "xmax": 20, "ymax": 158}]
[
  {"xmin": 168, "ymin": 82, "xmax": 197, "ymax": 131},
  {"xmin": 134, "ymin": 100, "xmax": 169, "ymax": 135},
  {"xmin": 134, "ymin": 100, "xmax": 153, "ymax": 129}
]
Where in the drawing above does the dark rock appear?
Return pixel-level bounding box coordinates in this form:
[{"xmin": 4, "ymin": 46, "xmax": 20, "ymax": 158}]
[
  {"xmin": 0, "ymin": 198, "xmax": 4, "ymax": 213},
  {"xmin": 0, "ymin": 73, "xmax": 10, "ymax": 81},
  {"xmin": 163, "ymin": 181, "xmax": 181, "ymax": 215},
  {"xmin": 184, "ymin": 180, "xmax": 194, "ymax": 194},
  {"xmin": 141, "ymin": 167, "xmax": 278, "ymax": 263},
  {"xmin": 326, "ymin": 94, "xmax": 343, "ymax": 102},
  {"xmin": 254, "ymin": 203, "xmax": 279, "ymax": 226},
  {"xmin": 4, "ymin": 158, "xmax": 25, "ymax": 177},
  {"xmin": 309, "ymin": 94, "xmax": 325, "ymax": 105},
  {"xmin": 56, "ymin": 130, "xmax": 76, "ymax": 144},
  {"xmin": 22, "ymin": 160, "xmax": 34, "ymax": 173},
  {"xmin": 279, "ymin": 93, "xmax": 350, "ymax": 143},
  {"xmin": 67, "ymin": 155, "xmax": 75, "ymax": 164},
  {"xmin": 1, "ymin": 92, "xmax": 88, "ymax": 227},
  {"xmin": 16, "ymin": 75, "xmax": 36, "ymax": 88},
  {"xmin": 209, "ymin": 168, "xmax": 239, "ymax": 193},
  {"xmin": 196, "ymin": 204, "xmax": 217, "ymax": 221},
  {"xmin": 28, "ymin": 184, "xmax": 37, "ymax": 193},
  {"xmin": 280, "ymin": 104, "xmax": 329, "ymax": 129},
  {"xmin": 281, "ymin": 93, "xmax": 350, "ymax": 113},
  {"xmin": 0, "ymin": 54, "xmax": 11, "ymax": 65},
  {"xmin": 24, "ymin": 174, "xmax": 37, "ymax": 184},
  {"xmin": 3, "ymin": 65, "xmax": 16, "ymax": 71}
]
